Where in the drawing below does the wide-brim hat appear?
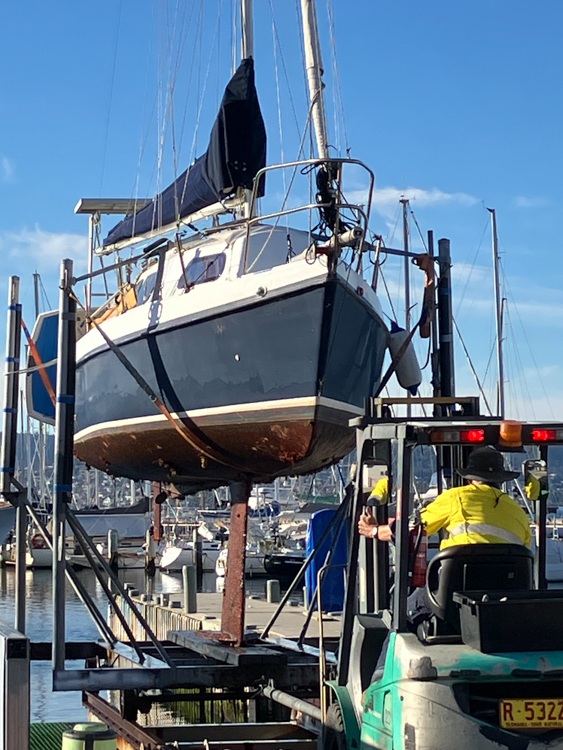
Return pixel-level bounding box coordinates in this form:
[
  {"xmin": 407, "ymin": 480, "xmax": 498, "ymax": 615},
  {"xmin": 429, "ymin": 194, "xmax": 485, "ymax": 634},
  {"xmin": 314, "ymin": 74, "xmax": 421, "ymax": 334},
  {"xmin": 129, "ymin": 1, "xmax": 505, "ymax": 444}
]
[{"xmin": 457, "ymin": 447, "xmax": 520, "ymax": 483}]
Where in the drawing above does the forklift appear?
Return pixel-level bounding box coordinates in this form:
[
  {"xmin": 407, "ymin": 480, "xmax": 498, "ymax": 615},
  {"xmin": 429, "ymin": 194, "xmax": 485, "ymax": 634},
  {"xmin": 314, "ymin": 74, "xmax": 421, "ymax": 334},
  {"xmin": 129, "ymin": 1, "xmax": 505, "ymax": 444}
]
[{"xmin": 325, "ymin": 396, "xmax": 563, "ymax": 750}]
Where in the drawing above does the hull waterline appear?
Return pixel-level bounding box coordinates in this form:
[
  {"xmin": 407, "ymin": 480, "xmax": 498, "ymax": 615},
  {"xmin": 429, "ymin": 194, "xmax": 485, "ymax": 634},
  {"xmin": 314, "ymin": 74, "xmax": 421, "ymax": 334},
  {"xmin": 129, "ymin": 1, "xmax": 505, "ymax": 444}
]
[{"xmin": 74, "ymin": 266, "xmax": 387, "ymax": 492}]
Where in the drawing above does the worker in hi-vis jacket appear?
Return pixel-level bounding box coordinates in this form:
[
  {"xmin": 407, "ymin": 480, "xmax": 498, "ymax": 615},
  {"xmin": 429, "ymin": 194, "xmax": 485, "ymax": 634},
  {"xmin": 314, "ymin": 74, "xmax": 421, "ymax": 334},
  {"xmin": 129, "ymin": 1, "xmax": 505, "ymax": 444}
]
[{"xmin": 358, "ymin": 447, "xmax": 531, "ymax": 674}]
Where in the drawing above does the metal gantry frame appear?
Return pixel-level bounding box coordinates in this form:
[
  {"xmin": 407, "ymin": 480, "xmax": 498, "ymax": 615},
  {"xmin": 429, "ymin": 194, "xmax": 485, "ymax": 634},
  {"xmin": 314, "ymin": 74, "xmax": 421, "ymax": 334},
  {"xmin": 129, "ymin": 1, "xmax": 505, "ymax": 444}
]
[
  {"xmin": 0, "ymin": 264, "xmax": 178, "ymax": 689},
  {"xmin": 0, "ymin": 277, "xmax": 26, "ymax": 634},
  {"xmin": 0, "ymin": 260, "xmax": 331, "ymax": 705}
]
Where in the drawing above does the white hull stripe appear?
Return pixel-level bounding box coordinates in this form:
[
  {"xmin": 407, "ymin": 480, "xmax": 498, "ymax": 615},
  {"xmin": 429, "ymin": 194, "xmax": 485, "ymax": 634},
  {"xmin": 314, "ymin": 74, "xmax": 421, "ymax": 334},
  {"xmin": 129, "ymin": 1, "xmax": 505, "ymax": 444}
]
[
  {"xmin": 448, "ymin": 523, "xmax": 523, "ymax": 545},
  {"xmin": 74, "ymin": 396, "xmax": 363, "ymax": 443}
]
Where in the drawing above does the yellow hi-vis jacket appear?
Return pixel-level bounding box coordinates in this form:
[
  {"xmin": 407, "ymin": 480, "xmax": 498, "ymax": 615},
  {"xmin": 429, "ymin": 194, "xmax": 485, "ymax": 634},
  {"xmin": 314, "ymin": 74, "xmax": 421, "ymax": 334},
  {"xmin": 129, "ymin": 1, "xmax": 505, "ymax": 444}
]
[{"xmin": 421, "ymin": 483, "xmax": 532, "ymax": 550}]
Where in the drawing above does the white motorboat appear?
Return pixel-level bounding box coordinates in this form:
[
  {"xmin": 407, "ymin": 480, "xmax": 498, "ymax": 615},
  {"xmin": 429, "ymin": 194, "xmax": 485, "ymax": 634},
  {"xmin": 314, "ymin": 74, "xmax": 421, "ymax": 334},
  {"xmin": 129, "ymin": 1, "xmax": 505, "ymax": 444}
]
[
  {"xmin": 215, "ymin": 544, "xmax": 266, "ymax": 578},
  {"xmin": 159, "ymin": 540, "xmax": 222, "ymax": 572}
]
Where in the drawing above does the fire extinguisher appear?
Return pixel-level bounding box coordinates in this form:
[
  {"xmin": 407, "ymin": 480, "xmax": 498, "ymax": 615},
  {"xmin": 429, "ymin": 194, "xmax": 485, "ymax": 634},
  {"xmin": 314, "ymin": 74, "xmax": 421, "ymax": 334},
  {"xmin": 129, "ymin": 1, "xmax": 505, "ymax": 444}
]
[{"xmin": 409, "ymin": 524, "xmax": 428, "ymax": 588}]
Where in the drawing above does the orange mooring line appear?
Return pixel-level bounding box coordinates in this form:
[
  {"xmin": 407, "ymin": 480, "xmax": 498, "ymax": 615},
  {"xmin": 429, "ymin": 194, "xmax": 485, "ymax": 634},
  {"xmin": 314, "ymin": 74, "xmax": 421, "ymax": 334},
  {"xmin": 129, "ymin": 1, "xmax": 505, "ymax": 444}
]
[{"xmin": 21, "ymin": 319, "xmax": 56, "ymax": 407}]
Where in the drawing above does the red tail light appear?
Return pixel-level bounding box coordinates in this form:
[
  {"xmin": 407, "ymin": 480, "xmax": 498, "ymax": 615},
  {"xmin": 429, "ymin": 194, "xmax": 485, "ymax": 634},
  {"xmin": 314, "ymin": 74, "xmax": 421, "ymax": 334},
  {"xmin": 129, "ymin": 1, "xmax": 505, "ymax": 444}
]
[
  {"xmin": 460, "ymin": 429, "xmax": 485, "ymax": 443},
  {"xmin": 532, "ymin": 429, "xmax": 557, "ymax": 441}
]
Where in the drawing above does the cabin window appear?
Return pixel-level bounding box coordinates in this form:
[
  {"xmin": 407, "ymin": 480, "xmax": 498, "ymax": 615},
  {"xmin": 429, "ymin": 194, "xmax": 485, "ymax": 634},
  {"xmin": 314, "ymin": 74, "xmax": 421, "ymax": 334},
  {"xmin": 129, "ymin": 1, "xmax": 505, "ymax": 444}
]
[
  {"xmin": 178, "ymin": 253, "xmax": 226, "ymax": 290},
  {"xmin": 135, "ymin": 271, "xmax": 158, "ymax": 304},
  {"xmin": 245, "ymin": 227, "xmax": 311, "ymax": 273}
]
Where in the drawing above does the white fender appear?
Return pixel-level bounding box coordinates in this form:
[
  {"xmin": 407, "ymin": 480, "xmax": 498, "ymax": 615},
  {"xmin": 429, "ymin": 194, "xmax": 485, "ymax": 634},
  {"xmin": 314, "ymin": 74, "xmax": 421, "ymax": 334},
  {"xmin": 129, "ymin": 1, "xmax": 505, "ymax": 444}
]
[{"xmin": 388, "ymin": 322, "xmax": 422, "ymax": 395}]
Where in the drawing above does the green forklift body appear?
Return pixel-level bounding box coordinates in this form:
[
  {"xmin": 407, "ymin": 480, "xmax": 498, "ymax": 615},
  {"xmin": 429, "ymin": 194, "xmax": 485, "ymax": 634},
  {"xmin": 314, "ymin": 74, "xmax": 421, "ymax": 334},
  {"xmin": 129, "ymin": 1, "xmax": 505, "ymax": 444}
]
[{"xmin": 334, "ymin": 405, "xmax": 563, "ymax": 750}]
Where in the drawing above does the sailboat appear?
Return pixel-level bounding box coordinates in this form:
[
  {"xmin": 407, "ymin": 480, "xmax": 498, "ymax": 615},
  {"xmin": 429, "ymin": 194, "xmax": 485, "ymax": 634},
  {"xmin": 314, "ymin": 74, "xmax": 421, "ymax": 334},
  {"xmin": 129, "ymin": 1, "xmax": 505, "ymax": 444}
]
[{"xmin": 72, "ymin": 1, "xmax": 389, "ymax": 495}]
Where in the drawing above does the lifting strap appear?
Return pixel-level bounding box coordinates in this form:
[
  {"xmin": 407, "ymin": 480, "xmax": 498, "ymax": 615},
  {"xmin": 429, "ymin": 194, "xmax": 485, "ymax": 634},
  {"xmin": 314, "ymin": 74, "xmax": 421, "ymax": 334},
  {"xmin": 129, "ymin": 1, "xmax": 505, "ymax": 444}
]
[{"xmin": 66, "ymin": 288, "xmax": 255, "ymax": 476}]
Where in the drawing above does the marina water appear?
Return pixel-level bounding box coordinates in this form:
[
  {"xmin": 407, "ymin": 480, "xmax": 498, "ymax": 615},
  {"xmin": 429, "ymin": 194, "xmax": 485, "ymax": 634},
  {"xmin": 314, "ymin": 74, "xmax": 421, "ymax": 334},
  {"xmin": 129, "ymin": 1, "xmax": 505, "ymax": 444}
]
[{"xmin": 0, "ymin": 566, "xmax": 271, "ymax": 723}]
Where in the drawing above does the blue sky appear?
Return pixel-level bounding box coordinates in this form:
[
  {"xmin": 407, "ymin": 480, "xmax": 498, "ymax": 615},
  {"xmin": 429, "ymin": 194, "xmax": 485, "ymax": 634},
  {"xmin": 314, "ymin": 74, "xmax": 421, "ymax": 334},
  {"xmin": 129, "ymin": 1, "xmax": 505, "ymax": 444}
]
[{"xmin": 1, "ymin": 0, "xmax": 562, "ymax": 420}]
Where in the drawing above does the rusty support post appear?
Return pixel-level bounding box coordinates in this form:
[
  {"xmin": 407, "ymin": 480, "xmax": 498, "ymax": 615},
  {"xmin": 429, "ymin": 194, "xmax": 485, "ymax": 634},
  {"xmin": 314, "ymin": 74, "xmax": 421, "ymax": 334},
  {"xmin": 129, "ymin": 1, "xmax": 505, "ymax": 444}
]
[
  {"xmin": 151, "ymin": 481, "xmax": 163, "ymax": 542},
  {"xmin": 221, "ymin": 479, "xmax": 252, "ymax": 645}
]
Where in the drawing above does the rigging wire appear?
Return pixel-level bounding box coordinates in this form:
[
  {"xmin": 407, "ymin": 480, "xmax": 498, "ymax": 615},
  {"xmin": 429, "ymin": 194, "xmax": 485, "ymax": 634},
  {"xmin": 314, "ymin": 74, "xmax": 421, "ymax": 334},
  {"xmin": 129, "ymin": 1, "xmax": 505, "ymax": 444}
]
[
  {"xmin": 269, "ymin": 0, "xmax": 287, "ymax": 199},
  {"xmin": 166, "ymin": 0, "xmax": 196, "ymax": 180},
  {"xmin": 385, "ymin": 202, "xmax": 401, "ymax": 248},
  {"xmin": 176, "ymin": 1, "xmax": 207, "ymax": 166},
  {"xmin": 38, "ymin": 276, "xmax": 52, "ymax": 312},
  {"xmin": 454, "ymin": 214, "xmax": 489, "ymax": 316},
  {"xmin": 500, "ymin": 258, "xmax": 555, "ymax": 419},
  {"xmin": 180, "ymin": 2, "xmax": 224, "ymax": 209},
  {"xmin": 419, "ymin": 336, "xmax": 432, "ymax": 371},
  {"xmin": 325, "ymin": 0, "xmax": 350, "ymax": 156},
  {"xmin": 503, "ymin": 306, "xmax": 533, "ymax": 420},
  {"xmin": 98, "ymin": 0, "xmax": 124, "ymax": 197},
  {"xmin": 507, "ymin": 306, "xmax": 537, "ymax": 420},
  {"xmin": 246, "ymin": 95, "xmax": 322, "ymax": 272},
  {"xmin": 269, "ymin": 5, "xmax": 301, "ymax": 138},
  {"xmin": 377, "ymin": 267, "xmax": 398, "ymax": 322},
  {"xmin": 452, "ymin": 316, "xmax": 493, "ymax": 416},
  {"xmin": 409, "ymin": 208, "xmax": 428, "ymax": 252},
  {"xmin": 481, "ymin": 338, "xmax": 496, "ymax": 397}
]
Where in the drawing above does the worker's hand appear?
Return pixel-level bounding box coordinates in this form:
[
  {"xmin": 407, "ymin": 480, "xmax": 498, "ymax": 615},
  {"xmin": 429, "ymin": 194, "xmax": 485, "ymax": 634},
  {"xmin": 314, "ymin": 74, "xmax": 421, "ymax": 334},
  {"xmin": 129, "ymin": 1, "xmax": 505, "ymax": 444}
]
[
  {"xmin": 358, "ymin": 512, "xmax": 376, "ymax": 537},
  {"xmin": 376, "ymin": 524, "xmax": 393, "ymax": 542},
  {"xmin": 358, "ymin": 514, "xmax": 393, "ymax": 542}
]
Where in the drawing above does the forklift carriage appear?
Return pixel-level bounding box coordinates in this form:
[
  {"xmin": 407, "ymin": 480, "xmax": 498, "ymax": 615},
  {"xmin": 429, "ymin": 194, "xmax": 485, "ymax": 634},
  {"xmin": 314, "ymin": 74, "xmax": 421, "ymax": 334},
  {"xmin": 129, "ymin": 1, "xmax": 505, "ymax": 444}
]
[{"xmin": 327, "ymin": 397, "xmax": 563, "ymax": 750}]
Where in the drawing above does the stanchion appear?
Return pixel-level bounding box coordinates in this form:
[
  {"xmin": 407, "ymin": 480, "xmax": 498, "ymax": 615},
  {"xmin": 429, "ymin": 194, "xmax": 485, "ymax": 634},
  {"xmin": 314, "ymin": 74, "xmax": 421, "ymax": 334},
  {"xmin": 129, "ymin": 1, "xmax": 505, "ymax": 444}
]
[{"xmin": 183, "ymin": 565, "xmax": 197, "ymax": 613}]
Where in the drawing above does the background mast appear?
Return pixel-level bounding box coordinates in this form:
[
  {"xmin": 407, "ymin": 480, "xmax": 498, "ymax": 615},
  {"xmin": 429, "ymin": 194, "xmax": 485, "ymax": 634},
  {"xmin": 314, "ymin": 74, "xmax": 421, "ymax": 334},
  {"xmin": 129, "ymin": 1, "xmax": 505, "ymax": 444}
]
[{"xmin": 488, "ymin": 207, "xmax": 505, "ymax": 417}]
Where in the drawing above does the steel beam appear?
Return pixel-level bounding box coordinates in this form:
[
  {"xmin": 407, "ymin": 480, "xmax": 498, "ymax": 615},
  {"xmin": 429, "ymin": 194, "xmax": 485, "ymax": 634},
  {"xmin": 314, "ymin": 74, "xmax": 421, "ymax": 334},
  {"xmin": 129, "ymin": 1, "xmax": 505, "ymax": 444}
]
[
  {"xmin": 262, "ymin": 685, "xmax": 322, "ymax": 722},
  {"xmin": 66, "ymin": 508, "xmax": 172, "ymax": 665},
  {"xmin": 25, "ymin": 502, "xmax": 117, "ymax": 645},
  {"xmin": 0, "ymin": 277, "xmax": 21, "ymax": 499},
  {"xmin": 14, "ymin": 494, "xmax": 26, "ymax": 634},
  {"xmin": 0, "ymin": 277, "xmax": 24, "ymax": 633},
  {"xmin": 30, "ymin": 642, "xmax": 107, "ymax": 660},
  {"xmin": 84, "ymin": 692, "xmax": 316, "ymax": 750},
  {"xmin": 52, "ymin": 259, "xmax": 76, "ymax": 671},
  {"xmin": 83, "ymin": 692, "xmax": 160, "ymax": 750},
  {"xmin": 53, "ymin": 661, "xmax": 321, "ymax": 692}
]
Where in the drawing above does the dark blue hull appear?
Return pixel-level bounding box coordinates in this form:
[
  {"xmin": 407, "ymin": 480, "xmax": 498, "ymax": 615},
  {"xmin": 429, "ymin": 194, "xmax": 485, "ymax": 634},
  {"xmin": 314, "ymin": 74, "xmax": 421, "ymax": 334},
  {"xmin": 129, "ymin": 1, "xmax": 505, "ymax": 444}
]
[{"xmin": 74, "ymin": 278, "xmax": 387, "ymax": 492}]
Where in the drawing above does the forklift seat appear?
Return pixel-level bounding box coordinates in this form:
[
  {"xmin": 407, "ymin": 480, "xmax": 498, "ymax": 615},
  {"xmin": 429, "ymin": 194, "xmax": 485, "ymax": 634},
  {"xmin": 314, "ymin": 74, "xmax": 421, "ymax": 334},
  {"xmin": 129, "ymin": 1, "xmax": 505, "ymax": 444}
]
[
  {"xmin": 347, "ymin": 614, "xmax": 389, "ymax": 711},
  {"xmin": 426, "ymin": 543, "xmax": 533, "ymax": 630}
]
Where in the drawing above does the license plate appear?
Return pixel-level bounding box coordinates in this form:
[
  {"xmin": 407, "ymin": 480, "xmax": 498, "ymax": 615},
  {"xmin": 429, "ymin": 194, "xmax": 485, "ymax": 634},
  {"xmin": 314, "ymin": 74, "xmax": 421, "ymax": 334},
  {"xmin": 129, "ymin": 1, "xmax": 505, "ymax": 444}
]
[{"xmin": 500, "ymin": 699, "xmax": 563, "ymax": 729}]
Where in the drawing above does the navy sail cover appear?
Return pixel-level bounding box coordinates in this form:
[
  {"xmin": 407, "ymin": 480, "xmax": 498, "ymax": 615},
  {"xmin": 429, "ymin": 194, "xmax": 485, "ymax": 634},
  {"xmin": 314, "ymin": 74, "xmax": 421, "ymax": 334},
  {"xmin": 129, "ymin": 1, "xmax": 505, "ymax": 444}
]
[{"xmin": 104, "ymin": 58, "xmax": 266, "ymax": 247}]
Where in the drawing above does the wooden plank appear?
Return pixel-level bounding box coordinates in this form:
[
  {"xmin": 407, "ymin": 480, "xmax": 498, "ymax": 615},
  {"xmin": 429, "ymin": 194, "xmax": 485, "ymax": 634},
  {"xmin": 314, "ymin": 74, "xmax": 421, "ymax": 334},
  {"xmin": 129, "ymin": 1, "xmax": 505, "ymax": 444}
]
[{"xmin": 168, "ymin": 630, "xmax": 287, "ymax": 666}]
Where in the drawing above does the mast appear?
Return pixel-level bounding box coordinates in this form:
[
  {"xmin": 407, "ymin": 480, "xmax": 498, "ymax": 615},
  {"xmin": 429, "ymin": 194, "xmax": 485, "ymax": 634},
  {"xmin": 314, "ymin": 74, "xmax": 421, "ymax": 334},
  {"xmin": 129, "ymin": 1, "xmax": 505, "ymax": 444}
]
[
  {"xmin": 241, "ymin": 0, "xmax": 254, "ymax": 59},
  {"xmin": 488, "ymin": 207, "xmax": 505, "ymax": 417},
  {"xmin": 400, "ymin": 199, "xmax": 411, "ymax": 331},
  {"xmin": 241, "ymin": 0, "xmax": 254, "ymax": 219},
  {"xmin": 300, "ymin": 0, "xmax": 330, "ymax": 160},
  {"xmin": 400, "ymin": 198, "xmax": 411, "ymax": 416},
  {"xmin": 33, "ymin": 272, "xmax": 40, "ymax": 319},
  {"xmin": 33, "ymin": 273, "xmax": 47, "ymax": 510}
]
